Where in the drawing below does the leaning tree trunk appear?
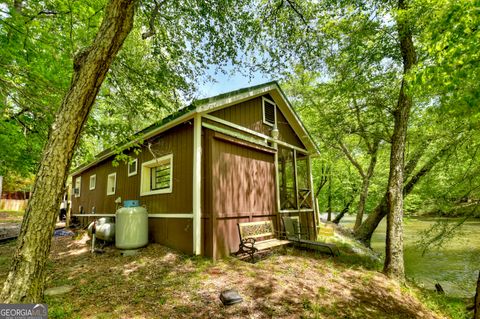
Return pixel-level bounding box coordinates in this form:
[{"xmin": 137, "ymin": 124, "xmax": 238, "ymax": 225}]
[
  {"xmin": 474, "ymin": 271, "xmax": 480, "ymax": 319},
  {"xmin": 333, "ymin": 193, "xmax": 356, "ymax": 224},
  {"xmin": 354, "ymin": 141, "xmax": 453, "ymax": 246},
  {"xmin": 354, "ymin": 147, "xmax": 378, "ymax": 230},
  {"xmin": 0, "ymin": 0, "xmax": 135, "ymax": 303},
  {"xmin": 354, "ymin": 177, "xmax": 371, "ymax": 229},
  {"xmin": 354, "ymin": 194, "xmax": 387, "ymax": 246},
  {"xmin": 327, "ymin": 174, "xmax": 332, "ymax": 221},
  {"xmin": 383, "ymin": 0, "xmax": 417, "ymax": 282}
]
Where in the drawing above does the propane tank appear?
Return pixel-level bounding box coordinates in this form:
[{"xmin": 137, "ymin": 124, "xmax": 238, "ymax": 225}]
[
  {"xmin": 87, "ymin": 217, "xmax": 115, "ymax": 242},
  {"xmin": 115, "ymin": 201, "xmax": 148, "ymax": 250}
]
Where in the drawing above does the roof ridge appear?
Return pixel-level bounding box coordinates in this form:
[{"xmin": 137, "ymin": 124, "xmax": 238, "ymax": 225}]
[{"xmin": 71, "ymin": 81, "xmax": 280, "ymax": 174}]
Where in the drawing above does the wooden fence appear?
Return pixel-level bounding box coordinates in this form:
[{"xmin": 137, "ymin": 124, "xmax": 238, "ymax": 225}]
[{"xmin": 0, "ymin": 199, "xmax": 28, "ymax": 211}]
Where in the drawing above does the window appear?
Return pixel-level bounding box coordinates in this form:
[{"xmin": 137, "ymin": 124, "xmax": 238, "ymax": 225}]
[
  {"xmin": 89, "ymin": 174, "xmax": 96, "ymax": 190},
  {"xmin": 278, "ymin": 147, "xmax": 296, "ymax": 210},
  {"xmin": 74, "ymin": 176, "xmax": 81, "ymax": 198},
  {"xmin": 278, "ymin": 148, "xmax": 312, "ymax": 211},
  {"xmin": 106, "ymin": 173, "xmax": 116, "ymax": 195},
  {"xmin": 296, "ymin": 154, "xmax": 312, "ymax": 209},
  {"xmin": 140, "ymin": 154, "xmax": 173, "ymax": 196},
  {"xmin": 128, "ymin": 158, "xmax": 138, "ymax": 177},
  {"xmin": 262, "ymin": 97, "xmax": 276, "ymax": 126}
]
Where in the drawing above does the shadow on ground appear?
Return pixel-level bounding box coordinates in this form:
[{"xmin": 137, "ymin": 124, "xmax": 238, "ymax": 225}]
[{"xmin": 0, "ymin": 234, "xmax": 445, "ymax": 319}]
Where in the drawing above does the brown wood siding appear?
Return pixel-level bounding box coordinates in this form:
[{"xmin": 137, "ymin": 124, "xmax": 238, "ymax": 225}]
[
  {"xmin": 201, "ymin": 129, "xmax": 214, "ymax": 257},
  {"xmin": 204, "ymin": 130, "xmax": 277, "ymax": 258},
  {"xmin": 276, "ymin": 105, "xmax": 304, "ymax": 149},
  {"xmin": 71, "ymin": 94, "xmax": 312, "ymax": 259},
  {"xmin": 71, "ymin": 122, "xmax": 193, "ymax": 254},
  {"xmin": 149, "ymin": 218, "xmax": 193, "ymax": 253},
  {"xmin": 210, "ymin": 95, "xmax": 305, "ymax": 149}
]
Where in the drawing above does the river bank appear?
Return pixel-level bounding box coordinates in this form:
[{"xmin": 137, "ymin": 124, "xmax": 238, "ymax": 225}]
[
  {"xmin": 332, "ymin": 215, "xmax": 480, "ymax": 299},
  {"xmin": 0, "ymin": 232, "xmax": 455, "ymax": 318}
]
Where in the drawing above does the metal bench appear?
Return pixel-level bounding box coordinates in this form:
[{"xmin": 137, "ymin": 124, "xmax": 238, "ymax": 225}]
[
  {"xmin": 235, "ymin": 220, "xmax": 290, "ymax": 262},
  {"xmin": 282, "ymin": 216, "xmax": 339, "ymax": 256}
]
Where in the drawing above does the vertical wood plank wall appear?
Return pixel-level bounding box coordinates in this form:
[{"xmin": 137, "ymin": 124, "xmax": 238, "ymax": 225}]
[
  {"xmin": 72, "ymin": 122, "xmax": 194, "ymax": 253},
  {"xmin": 206, "ymin": 95, "xmax": 314, "ymax": 258},
  {"xmin": 72, "ymin": 93, "xmax": 314, "ymax": 258},
  {"xmin": 214, "ymin": 137, "xmax": 276, "ymax": 258},
  {"xmin": 210, "ymin": 95, "xmax": 305, "ymax": 149}
]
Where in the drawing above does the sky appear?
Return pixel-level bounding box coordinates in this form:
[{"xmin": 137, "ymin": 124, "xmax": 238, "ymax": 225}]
[{"xmin": 196, "ymin": 63, "xmax": 273, "ymax": 99}]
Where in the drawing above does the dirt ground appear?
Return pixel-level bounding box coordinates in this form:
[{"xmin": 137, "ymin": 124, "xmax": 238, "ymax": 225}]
[{"xmin": 0, "ymin": 232, "xmax": 449, "ymax": 319}]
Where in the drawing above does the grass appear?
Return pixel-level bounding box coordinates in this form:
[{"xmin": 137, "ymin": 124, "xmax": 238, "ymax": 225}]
[
  {"xmin": 0, "ymin": 229, "xmax": 470, "ymax": 318},
  {"xmin": 407, "ymin": 287, "xmax": 471, "ymax": 319},
  {"xmin": 0, "ymin": 210, "xmax": 24, "ymax": 223}
]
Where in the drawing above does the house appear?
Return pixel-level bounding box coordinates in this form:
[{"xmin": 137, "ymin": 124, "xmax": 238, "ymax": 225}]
[{"xmin": 70, "ymin": 81, "xmax": 319, "ymax": 259}]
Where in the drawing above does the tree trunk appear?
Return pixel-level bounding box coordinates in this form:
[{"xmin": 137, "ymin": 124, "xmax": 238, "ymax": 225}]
[
  {"xmin": 474, "ymin": 270, "xmax": 480, "ymax": 319},
  {"xmin": 354, "ymin": 140, "xmax": 453, "ymax": 246},
  {"xmin": 327, "ymin": 173, "xmax": 332, "ymax": 221},
  {"xmin": 354, "ymin": 194, "xmax": 388, "ymax": 245},
  {"xmin": 0, "ymin": 0, "xmax": 135, "ymax": 303},
  {"xmin": 354, "ymin": 145, "xmax": 378, "ymax": 230},
  {"xmin": 383, "ymin": 0, "xmax": 417, "ymax": 282},
  {"xmin": 333, "ymin": 195, "xmax": 355, "ymax": 224}
]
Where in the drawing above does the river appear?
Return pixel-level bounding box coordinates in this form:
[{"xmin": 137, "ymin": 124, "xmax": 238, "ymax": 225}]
[{"xmin": 336, "ymin": 215, "xmax": 480, "ymax": 298}]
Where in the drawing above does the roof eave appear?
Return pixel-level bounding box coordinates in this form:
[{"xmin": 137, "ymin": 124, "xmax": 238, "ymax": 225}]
[
  {"xmin": 70, "ymin": 109, "xmax": 198, "ymax": 176},
  {"xmin": 71, "ymin": 81, "xmax": 319, "ymax": 176},
  {"xmin": 269, "ymin": 83, "xmax": 320, "ymax": 155}
]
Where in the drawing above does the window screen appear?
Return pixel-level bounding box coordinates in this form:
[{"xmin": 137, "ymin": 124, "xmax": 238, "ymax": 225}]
[
  {"xmin": 263, "ymin": 99, "xmax": 276, "ymax": 125},
  {"xmin": 150, "ymin": 163, "xmax": 171, "ymax": 190},
  {"xmin": 128, "ymin": 159, "xmax": 138, "ymax": 176}
]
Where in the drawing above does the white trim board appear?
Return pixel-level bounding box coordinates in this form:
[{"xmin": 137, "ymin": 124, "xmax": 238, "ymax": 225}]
[
  {"xmin": 128, "ymin": 158, "xmax": 138, "ymax": 177},
  {"xmin": 148, "ymin": 213, "xmax": 193, "ymax": 218},
  {"xmin": 262, "ymin": 96, "xmax": 277, "ymax": 126},
  {"xmin": 192, "ymin": 114, "xmax": 202, "ymax": 255},
  {"xmin": 72, "ymin": 214, "xmax": 116, "ymax": 217},
  {"xmin": 278, "ymin": 209, "xmax": 315, "ymax": 214},
  {"xmin": 140, "ymin": 154, "xmax": 174, "ymax": 196},
  {"xmin": 198, "ymin": 83, "xmax": 318, "ymax": 154},
  {"xmin": 71, "ymin": 82, "xmax": 318, "ymax": 177},
  {"xmin": 203, "ymin": 114, "xmax": 308, "ymax": 153},
  {"xmin": 89, "ymin": 174, "xmax": 96, "ymax": 190},
  {"xmin": 197, "ymin": 84, "xmax": 276, "ymax": 114},
  {"xmin": 106, "ymin": 172, "xmax": 117, "ymax": 196},
  {"xmin": 72, "ymin": 213, "xmax": 193, "ymax": 218},
  {"xmin": 70, "ymin": 111, "xmax": 195, "ymax": 176}
]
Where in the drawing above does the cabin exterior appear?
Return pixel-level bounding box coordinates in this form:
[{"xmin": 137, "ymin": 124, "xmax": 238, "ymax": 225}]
[{"xmin": 71, "ymin": 82, "xmax": 319, "ymax": 259}]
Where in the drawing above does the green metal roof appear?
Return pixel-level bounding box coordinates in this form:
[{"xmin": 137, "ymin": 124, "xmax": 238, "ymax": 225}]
[
  {"xmin": 132, "ymin": 81, "xmax": 279, "ymax": 139},
  {"xmin": 71, "ymin": 81, "xmax": 318, "ymax": 175}
]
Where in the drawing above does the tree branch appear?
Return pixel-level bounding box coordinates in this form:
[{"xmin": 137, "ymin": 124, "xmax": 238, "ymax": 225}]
[
  {"xmin": 142, "ymin": 0, "xmax": 163, "ymax": 39},
  {"xmin": 338, "ymin": 141, "xmax": 366, "ymax": 178}
]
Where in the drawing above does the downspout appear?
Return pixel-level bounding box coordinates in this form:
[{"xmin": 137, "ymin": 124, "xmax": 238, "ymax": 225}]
[
  {"xmin": 272, "ymin": 125, "xmax": 281, "ymax": 235},
  {"xmin": 308, "ymin": 155, "xmax": 317, "ymax": 240},
  {"xmin": 192, "ymin": 113, "xmax": 202, "ymax": 255}
]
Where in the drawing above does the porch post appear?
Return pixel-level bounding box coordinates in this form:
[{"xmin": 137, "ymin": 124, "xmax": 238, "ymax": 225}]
[
  {"xmin": 192, "ymin": 113, "xmax": 202, "ymax": 255},
  {"xmin": 272, "ymin": 126, "xmax": 281, "ymax": 234},
  {"xmin": 293, "ymin": 150, "xmax": 299, "ymax": 210},
  {"xmin": 308, "ymin": 155, "xmax": 317, "ymax": 239}
]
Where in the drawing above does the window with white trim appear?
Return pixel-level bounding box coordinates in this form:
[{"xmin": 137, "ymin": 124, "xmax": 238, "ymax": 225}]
[
  {"xmin": 140, "ymin": 154, "xmax": 173, "ymax": 196},
  {"xmin": 106, "ymin": 173, "xmax": 116, "ymax": 195},
  {"xmin": 128, "ymin": 158, "xmax": 138, "ymax": 177},
  {"xmin": 89, "ymin": 174, "xmax": 96, "ymax": 190},
  {"xmin": 262, "ymin": 97, "xmax": 276, "ymax": 126},
  {"xmin": 74, "ymin": 176, "xmax": 81, "ymax": 198}
]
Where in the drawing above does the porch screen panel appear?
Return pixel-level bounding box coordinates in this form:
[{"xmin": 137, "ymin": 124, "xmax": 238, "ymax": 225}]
[
  {"xmin": 279, "ymin": 147, "xmax": 296, "ymax": 210},
  {"xmin": 296, "ymin": 154, "xmax": 312, "ymax": 209}
]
